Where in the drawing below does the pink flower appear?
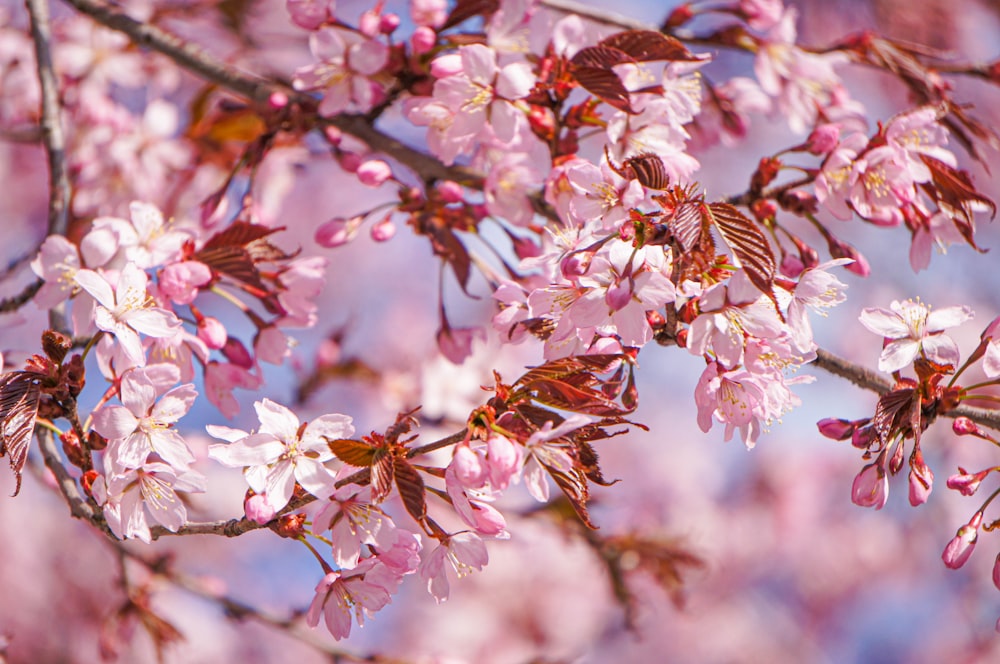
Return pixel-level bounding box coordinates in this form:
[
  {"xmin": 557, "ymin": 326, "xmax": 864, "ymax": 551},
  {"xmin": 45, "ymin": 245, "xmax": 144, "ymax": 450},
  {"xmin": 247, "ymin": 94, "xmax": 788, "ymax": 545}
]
[
  {"xmin": 355, "ymin": 159, "xmax": 392, "ymax": 187},
  {"xmin": 293, "ymin": 28, "xmax": 388, "ymax": 117},
  {"xmin": 286, "ymin": 0, "xmax": 335, "ymax": 30},
  {"xmin": 207, "ymin": 399, "xmax": 353, "ymax": 512},
  {"xmin": 80, "ymin": 201, "xmax": 190, "ymax": 270},
  {"xmin": 158, "ymin": 260, "xmax": 211, "ymax": 305},
  {"xmin": 419, "ymin": 532, "xmax": 489, "ymax": 603},
  {"xmin": 946, "ymin": 467, "xmax": 991, "ymax": 497},
  {"xmin": 93, "ymin": 364, "xmax": 197, "ymax": 470},
  {"xmin": 31, "ymin": 235, "xmax": 83, "ymax": 309},
  {"xmin": 75, "ymin": 262, "xmax": 182, "ymax": 366},
  {"xmin": 203, "ymin": 361, "xmax": 261, "ymax": 418},
  {"xmin": 95, "ymin": 461, "xmax": 206, "ymax": 543},
  {"xmin": 312, "ymin": 486, "xmax": 398, "ymax": 569},
  {"xmin": 859, "ymin": 299, "xmax": 973, "ymax": 372},
  {"xmin": 411, "ymin": 0, "xmax": 447, "ymax": 27},
  {"xmin": 306, "ymin": 563, "xmax": 393, "ymax": 640}
]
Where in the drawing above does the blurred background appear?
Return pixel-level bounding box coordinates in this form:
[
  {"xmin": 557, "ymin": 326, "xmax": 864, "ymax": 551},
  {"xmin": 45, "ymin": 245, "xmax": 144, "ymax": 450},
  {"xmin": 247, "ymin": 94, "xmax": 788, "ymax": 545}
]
[{"xmin": 3, "ymin": 0, "xmax": 1000, "ymax": 662}]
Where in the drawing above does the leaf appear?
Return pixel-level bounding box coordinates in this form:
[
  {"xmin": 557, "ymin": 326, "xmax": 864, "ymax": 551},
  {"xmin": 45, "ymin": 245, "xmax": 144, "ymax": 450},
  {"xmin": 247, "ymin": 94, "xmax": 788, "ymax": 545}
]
[
  {"xmin": 873, "ymin": 387, "xmax": 917, "ymax": 445},
  {"xmin": 704, "ymin": 203, "xmax": 776, "ymax": 298},
  {"xmin": 545, "ymin": 462, "xmax": 596, "ymax": 529},
  {"xmin": 393, "ymin": 458, "xmax": 428, "ymax": 523},
  {"xmin": 575, "ymin": 439, "xmax": 616, "ymax": 487},
  {"xmin": 599, "ymin": 30, "xmax": 703, "ymax": 63},
  {"xmin": 369, "ymin": 450, "xmax": 394, "ymax": 504},
  {"xmin": 194, "ymin": 222, "xmax": 288, "ymax": 292},
  {"xmin": 571, "ymin": 45, "xmax": 635, "ymax": 70},
  {"xmin": 622, "ymin": 153, "xmax": 671, "ymax": 190},
  {"xmin": 201, "ymin": 220, "xmax": 281, "ymax": 251},
  {"xmin": 0, "ymin": 371, "xmax": 42, "ymax": 496},
  {"xmin": 920, "ymin": 155, "xmax": 995, "ymax": 249},
  {"xmin": 571, "ymin": 66, "xmax": 635, "ymax": 113},
  {"xmin": 667, "ymin": 201, "xmax": 707, "ymax": 252},
  {"xmin": 326, "ymin": 438, "xmax": 376, "ymax": 467},
  {"xmin": 440, "ymin": 0, "xmax": 499, "ymax": 30}
]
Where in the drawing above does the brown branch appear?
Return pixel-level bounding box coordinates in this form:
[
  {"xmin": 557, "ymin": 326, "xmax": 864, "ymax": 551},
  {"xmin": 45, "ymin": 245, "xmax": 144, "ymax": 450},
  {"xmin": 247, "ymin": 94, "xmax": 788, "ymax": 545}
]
[
  {"xmin": 538, "ymin": 0, "xmax": 647, "ymax": 30},
  {"xmin": 813, "ymin": 348, "xmax": 1000, "ymax": 431},
  {"xmin": 62, "ymin": 0, "xmax": 483, "ymax": 188},
  {"xmin": 0, "ymin": 278, "xmax": 42, "ymax": 313}
]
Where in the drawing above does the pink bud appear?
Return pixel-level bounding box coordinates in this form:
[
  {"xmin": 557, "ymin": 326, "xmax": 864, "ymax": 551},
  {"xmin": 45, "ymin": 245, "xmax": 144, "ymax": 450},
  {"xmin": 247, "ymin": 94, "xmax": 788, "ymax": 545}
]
[
  {"xmin": 316, "ymin": 217, "xmax": 359, "ymax": 248},
  {"xmin": 430, "ymin": 54, "xmax": 462, "ymax": 79},
  {"xmin": 245, "ymin": 492, "xmax": 275, "ymax": 525},
  {"xmin": 908, "ymin": 447, "xmax": 934, "ymax": 506},
  {"xmin": 806, "ymin": 124, "xmax": 840, "ymax": 155},
  {"xmin": 780, "ymin": 253, "xmax": 804, "ymax": 278},
  {"xmin": 560, "ymin": 250, "xmax": 593, "ymax": 279},
  {"xmin": 379, "ymin": 13, "xmax": 401, "ymax": 33},
  {"xmin": 947, "ymin": 467, "xmax": 990, "ymax": 496},
  {"xmin": 953, "ymin": 416, "xmax": 982, "ymax": 436},
  {"xmin": 370, "ymin": 216, "xmax": 396, "ymax": 242},
  {"xmin": 268, "ymin": 91, "xmax": 289, "ymax": 109},
  {"xmin": 197, "ymin": 316, "xmax": 228, "ymax": 350},
  {"xmin": 222, "ymin": 338, "xmax": 254, "ymax": 369},
  {"xmin": 851, "ymin": 460, "xmax": 888, "ymax": 509},
  {"xmin": 323, "ymin": 125, "xmax": 342, "ymax": 146},
  {"xmin": 512, "ymin": 236, "xmax": 541, "ymax": 260},
  {"xmin": 359, "ymin": 10, "xmax": 380, "ymax": 37},
  {"xmin": 411, "ymin": 26, "xmax": 437, "ymax": 55},
  {"xmin": 827, "ymin": 238, "xmax": 870, "ymax": 277},
  {"xmin": 942, "ymin": 514, "xmax": 982, "ymax": 569},
  {"xmin": 451, "ymin": 445, "xmax": 487, "ymax": 489},
  {"xmin": 468, "ymin": 501, "xmax": 507, "ymax": 537},
  {"xmin": 605, "ymin": 281, "xmax": 632, "ymax": 312},
  {"xmin": 993, "ymin": 553, "xmax": 1000, "ymax": 592},
  {"xmin": 357, "ymin": 159, "xmax": 392, "ymax": 187},
  {"xmin": 437, "ymin": 180, "xmax": 464, "ymax": 203},
  {"xmin": 339, "ymin": 152, "xmax": 362, "ymax": 173},
  {"xmin": 852, "ymin": 424, "xmax": 875, "ymax": 449},
  {"xmin": 817, "ymin": 418, "xmax": 855, "ymax": 441}
]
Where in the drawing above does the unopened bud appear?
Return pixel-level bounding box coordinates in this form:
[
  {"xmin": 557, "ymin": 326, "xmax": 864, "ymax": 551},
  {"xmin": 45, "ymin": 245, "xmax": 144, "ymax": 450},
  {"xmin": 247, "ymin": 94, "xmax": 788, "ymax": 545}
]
[
  {"xmin": 411, "ymin": 26, "xmax": 437, "ymax": 55},
  {"xmin": 198, "ymin": 316, "xmax": 228, "ymax": 350},
  {"xmin": 942, "ymin": 513, "xmax": 982, "ymax": 569},
  {"xmin": 268, "ymin": 91, "xmax": 289, "ymax": 109},
  {"xmin": 245, "ymin": 491, "xmax": 276, "ymax": 525},
  {"xmin": 561, "ymin": 250, "xmax": 593, "ymax": 278},
  {"xmin": 379, "ymin": 13, "xmax": 401, "ymax": 33},
  {"xmin": 356, "ymin": 159, "xmax": 392, "ymax": 187},
  {"xmin": 222, "ymin": 338, "xmax": 254, "ymax": 369},
  {"xmin": 275, "ymin": 513, "xmax": 307, "ymax": 538},
  {"xmin": 806, "ymin": 124, "xmax": 840, "ymax": 155},
  {"xmin": 370, "ymin": 216, "xmax": 396, "ymax": 242},
  {"xmin": 817, "ymin": 417, "xmax": 856, "ymax": 441}
]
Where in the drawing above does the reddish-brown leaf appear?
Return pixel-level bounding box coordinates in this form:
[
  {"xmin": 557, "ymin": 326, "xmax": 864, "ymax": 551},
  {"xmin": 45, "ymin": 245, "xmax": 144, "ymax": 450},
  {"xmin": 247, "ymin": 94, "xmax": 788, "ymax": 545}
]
[
  {"xmin": 369, "ymin": 450, "xmax": 394, "ymax": 504},
  {"xmin": 571, "ymin": 66, "xmax": 634, "ymax": 113},
  {"xmin": 326, "ymin": 438, "xmax": 376, "ymax": 467},
  {"xmin": 600, "ymin": 30, "xmax": 704, "ymax": 63},
  {"xmin": 440, "ymin": 0, "xmax": 499, "ymax": 30},
  {"xmin": 873, "ymin": 387, "xmax": 917, "ymax": 445},
  {"xmin": 571, "ymin": 45, "xmax": 635, "ymax": 70},
  {"xmin": 545, "ymin": 462, "xmax": 596, "ymax": 529},
  {"xmin": 704, "ymin": 203, "xmax": 776, "ymax": 297},
  {"xmin": 920, "ymin": 155, "xmax": 995, "ymax": 249},
  {"xmin": 393, "ymin": 458, "xmax": 428, "ymax": 523},
  {"xmin": 200, "ymin": 220, "xmax": 281, "ymax": 251},
  {"xmin": 575, "ymin": 439, "xmax": 616, "ymax": 487},
  {"xmin": 666, "ymin": 200, "xmax": 706, "ymax": 252},
  {"xmin": 623, "ymin": 153, "xmax": 671, "ymax": 190},
  {"xmin": 0, "ymin": 371, "xmax": 42, "ymax": 496}
]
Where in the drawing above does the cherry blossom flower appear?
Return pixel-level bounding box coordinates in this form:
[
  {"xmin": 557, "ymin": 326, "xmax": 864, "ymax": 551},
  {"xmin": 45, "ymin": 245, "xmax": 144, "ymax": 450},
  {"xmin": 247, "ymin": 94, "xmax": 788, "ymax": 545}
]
[
  {"xmin": 31, "ymin": 235, "xmax": 82, "ymax": 309},
  {"xmin": 94, "ymin": 461, "xmax": 206, "ymax": 543},
  {"xmin": 306, "ymin": 561, "xmax": 393, "ymax": 640},
  {"xmin": 204, "ymin": 361, "xmax": 262, "ymax": 418},
  {"xmin": 784, "ymin": 258, "xmax": 851, "ymax": 352},
  {"xmin": 74, "ymin": 262, "xmax": 182, "ymax": 366},
  {"xmin": 207, "ymin": 399, "xmax": 353, "ymax": 512},
  {"xmin": 695, "ymin": 362, "xmax": 770, "ymax": 448},
  {"xmin": 420, "ymin": 532, "xmax": 489, "ymax": 603},
  {"xmin": 858, "ymin": 299, "xmax": 973, "ymax": 372},
  {"xmin": 293, "ymin": 28, "xmax": 388, "ymax": 117},
  {"xmin": 312, "ymin": 486, "xmax": 398, "ymax": 569},
  {"xmin": 286, "ymin": 0, "xmax": 335, "ymax": 30},
  {"xmin": 92, "ymin": 364, "xmax": 197, "ymax": 470}
]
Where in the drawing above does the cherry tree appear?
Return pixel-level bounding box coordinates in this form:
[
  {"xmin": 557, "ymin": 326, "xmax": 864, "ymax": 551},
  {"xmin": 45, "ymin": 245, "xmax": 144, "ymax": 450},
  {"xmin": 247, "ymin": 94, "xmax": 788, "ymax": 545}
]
[{"xmin": 2, "ymin": 0, "xmax": 1000, "ymax": 660}]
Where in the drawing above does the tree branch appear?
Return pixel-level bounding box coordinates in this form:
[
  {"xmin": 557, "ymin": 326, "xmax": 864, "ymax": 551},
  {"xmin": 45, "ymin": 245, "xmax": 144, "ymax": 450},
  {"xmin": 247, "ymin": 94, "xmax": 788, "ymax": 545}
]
[{"xmin": 813, "ymin": 347, "xmax": 1000, "ymax": 431}]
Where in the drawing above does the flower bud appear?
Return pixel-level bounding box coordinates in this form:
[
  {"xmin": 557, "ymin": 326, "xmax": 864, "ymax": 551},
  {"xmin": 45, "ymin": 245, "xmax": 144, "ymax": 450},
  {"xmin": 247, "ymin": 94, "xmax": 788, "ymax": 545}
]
[
  {"xmin": 817, "ymin": 418, "xmax": 856, "ymax": 441},
  {"xmin": 316, "ymin": 216, "xmax": 360, "ymax": 248},
  {"xmin": 560, "ymin": 250, "xmax": 593, "ymax": 279},
  {"xmin": 993, "ymin": 553, "xmax": 1000, "ymax": 592},
  {"xmin": 851, "ymin": 461, "xmax": 888, "ymax": 509},
  {"xmin": 379, "ymin": 13, "xmax": 401, "ymax": 33},
  {"xmin": 268, "ymin": 91, "xmax": 289, "ymax": 109},
  {"xmin": 370, "ymin": 216, "xmax": 396, "ymax": 242},
  {"xmin": 356, "ymin": 159, "xmax": 392, "ymax": 187},
  {"xmin": 942, "ymin": 513, "xmax": 982, "ymax": 569},
  {"xmin": 908, "ymin": 447, "xmax": 934, "ymax": 506},
  {"xmin": 245, "ymin": 492, "xmax": 275, "ymax": 525},
  {"xmin": 953, "ymin": 416, "xmax": 983, "ymax": 436},
  {"xmin": 198, "ymin": 316, "xmax": 228, "ymax": 350},
  {"xmin": 222, "ymin": 338, "xmax": 254, "ymax": 369},
  {"xmin": 947, "ymin": 467, "xmax": 991, "ymax": 496},
  {"xmin": 806, "ymin": 124, "xmax": 840, "ymax": 155},
  {"xmin": 411, "ymin": 26, "xmax": 437, "ymax": 55},
  {"xmin": 605, "ymin": 281, "xmax": 633, "ymax": 312}
]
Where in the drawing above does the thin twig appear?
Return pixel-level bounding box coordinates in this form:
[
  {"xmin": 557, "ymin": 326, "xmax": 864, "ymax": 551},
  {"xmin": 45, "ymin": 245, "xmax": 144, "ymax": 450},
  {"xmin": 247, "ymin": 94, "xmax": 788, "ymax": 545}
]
[{"xmin": 0, "ymin": 278, "xmax": 42, "ymax": 313}]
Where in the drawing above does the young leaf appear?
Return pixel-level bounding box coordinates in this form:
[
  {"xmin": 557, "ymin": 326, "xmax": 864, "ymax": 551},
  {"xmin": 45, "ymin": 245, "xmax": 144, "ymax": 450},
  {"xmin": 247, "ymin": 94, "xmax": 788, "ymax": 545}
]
[
  {"xmin": 0, "ymin": 372, "xmax": 42, "ymax": 496},
  {"xmin": 600, "ymin": 30, "xmax": 704, "ymax": 63},
  {"xmin": 393, "ymin": 458, "xmax": 428, "ymax": 524},
  {"xmin": 326, "ymin": 438, "xmax": 376, "ymax": 467},
  {"xmin": 704, "ymin": 203, "xmax": 776, "ymax": 298}
]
